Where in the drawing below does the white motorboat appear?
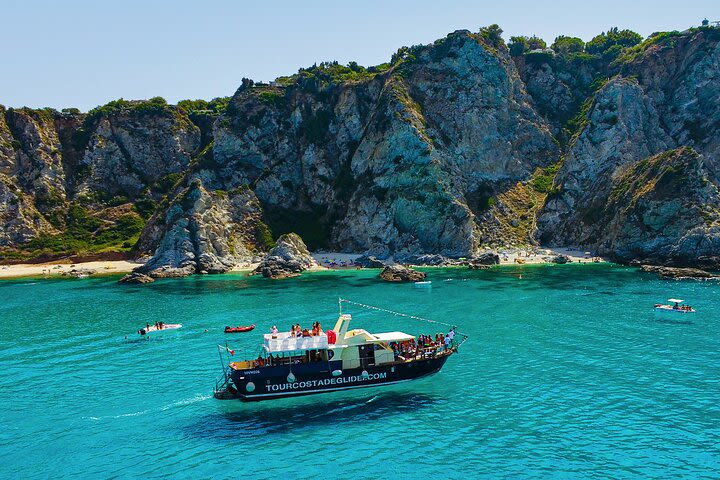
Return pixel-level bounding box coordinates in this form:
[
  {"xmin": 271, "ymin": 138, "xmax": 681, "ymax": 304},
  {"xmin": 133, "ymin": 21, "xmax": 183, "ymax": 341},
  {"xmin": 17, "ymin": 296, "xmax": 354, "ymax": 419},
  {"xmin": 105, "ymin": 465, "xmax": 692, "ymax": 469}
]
[
  {"xmin": 654, "ymin": 298, "xmax": 696, "ymax": 314},
  {"xmin": 414, "ymin": 281, "xmax": 432, "ymax": 288},
  {"xmin": 138, "ymin": 323, "xmax": 183, "ymax": 335}
]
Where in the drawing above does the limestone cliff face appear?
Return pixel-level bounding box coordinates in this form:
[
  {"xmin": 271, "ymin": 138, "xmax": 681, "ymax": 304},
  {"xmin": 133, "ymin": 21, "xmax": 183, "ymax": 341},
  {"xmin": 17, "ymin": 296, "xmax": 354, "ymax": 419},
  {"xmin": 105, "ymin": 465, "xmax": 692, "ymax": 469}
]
[
  {"xmin": 538, "ymin": 77, "xmax": 674, "ymax": 245},
  {"xmin": 2, "ymin": 27, "xmax": 720, "ymax": 271},
  {"xmin": 136, "ymin": 178, "xmax": 263, "ymax": 277},
  {"xmin": 77, "ymin": 110, "xmax": 200, "ymax": 199},
  {"xmin": 537, "ymin": 29, "xmax": 720, "ymax": 268},
  {"xmin": 601, "ymin": 148, "xmax": 720, "ymax": 268},
  {"xmin": 212, "ymin": 30, "xmax": 557, "ymax": 258}
]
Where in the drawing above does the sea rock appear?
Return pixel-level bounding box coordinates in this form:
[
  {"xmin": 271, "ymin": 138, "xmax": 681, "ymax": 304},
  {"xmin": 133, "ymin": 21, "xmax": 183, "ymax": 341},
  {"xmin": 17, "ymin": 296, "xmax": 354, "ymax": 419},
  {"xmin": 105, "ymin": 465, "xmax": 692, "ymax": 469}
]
[
  {"xmin": 471, "ymin": 252, "xmax": 500, "ymax": 265},
  {"xmin": 550, "ymin": 254, "xmax": 570, "ymax": 264},
  {"xmin": 640, "ymin": 265, "xmax": 718, "ymax": 279},
  {"xmin": 62, "ymin": 268, "xmax": 97, "ymax": 278},
  {"xmin": 118, "ymin": 272, "xmax": 155, "ymax": 284},
  {"xmin": 468, "ymin": 263, "xmax": 490, "ymax": 270},
  {"xmin": 379, "ymin": 265, "xmax": 427, "ymax": 282},
  {"xmin": 253, "ymin": 233, "xmax": 317, "ymax": 279},
  {"xmin": 354, "ymin": 254, "xmax": 386, "ymax": 268}
]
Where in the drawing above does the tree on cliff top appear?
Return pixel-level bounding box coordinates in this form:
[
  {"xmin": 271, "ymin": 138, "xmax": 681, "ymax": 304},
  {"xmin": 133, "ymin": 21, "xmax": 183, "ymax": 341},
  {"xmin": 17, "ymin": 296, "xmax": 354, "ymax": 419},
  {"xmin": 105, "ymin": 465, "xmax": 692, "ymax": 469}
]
[
  {"xmin": 551, "ymin": 36, "xmax": 585, "ymax": 55},
  {"xmin": 509, "ymin": 35, "xmax": 547, "ymax": 56},
  {"xmin": 586, "ymin": 28, "xmax": 642, "ymax": 59}
]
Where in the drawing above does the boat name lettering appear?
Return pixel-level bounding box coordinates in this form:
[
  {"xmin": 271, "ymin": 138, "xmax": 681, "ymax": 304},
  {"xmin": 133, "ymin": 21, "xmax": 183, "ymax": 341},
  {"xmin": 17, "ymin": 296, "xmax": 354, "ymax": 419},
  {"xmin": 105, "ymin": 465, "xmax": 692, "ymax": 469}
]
[
  {"xmin": 243, "ymin": 370, "xmax": 260, "ymax": 374},
  {"xmin": 266, "ymin": 373, "xmax": 388, "ymax": 392}
]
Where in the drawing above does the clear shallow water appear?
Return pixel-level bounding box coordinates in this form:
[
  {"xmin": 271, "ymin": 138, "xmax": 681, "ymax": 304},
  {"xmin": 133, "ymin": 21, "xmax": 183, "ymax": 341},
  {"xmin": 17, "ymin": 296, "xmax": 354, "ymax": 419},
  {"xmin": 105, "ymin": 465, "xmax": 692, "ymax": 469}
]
[{"xmin": 0, "ymin": 264, "xmax": 718, "ymax": 479}]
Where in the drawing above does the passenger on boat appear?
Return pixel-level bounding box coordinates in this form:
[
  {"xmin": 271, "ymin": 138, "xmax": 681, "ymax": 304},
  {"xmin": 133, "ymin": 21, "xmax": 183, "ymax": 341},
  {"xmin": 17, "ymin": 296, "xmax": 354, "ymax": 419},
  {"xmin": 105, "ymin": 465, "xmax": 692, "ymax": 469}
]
[
  {"xmin": 674, "ymin": 302, "xmax": 680, "ymax": 309},
  {"xmin": 271, "ymin": 325, "xmax": 279, "ymax": 334},
  {"xmin": 447, "ymin": 327, "xmax": 456, "ymax": 345},
  {"xmin": 302, "ymin": 328, "xmax": 311, "ymax": 337}
]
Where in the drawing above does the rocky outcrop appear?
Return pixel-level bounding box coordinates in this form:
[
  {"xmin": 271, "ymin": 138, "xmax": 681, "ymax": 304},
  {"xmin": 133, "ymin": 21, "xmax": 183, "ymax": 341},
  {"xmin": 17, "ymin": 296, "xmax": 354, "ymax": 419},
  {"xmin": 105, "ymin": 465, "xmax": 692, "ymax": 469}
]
[
  {"xmin": 379, "ymin": 264, "xmax": 427, "ymax": 282},
  {"xmin": 61, "ymin": 267, "xmax": 97, "ymax": 278},
  {"xmin": 135, "ymin": 178, "xmax": 263, "ymax": 277},
  {"xmin": 550, "ymin": 254, "xmax": 570, "ymax": 264},
  {"xmin": 537, "ymin": 29, "xmax": 720, "ymax": 267},
  {"xmin": 471, "ymin": 252, "xmax": 500, "ymax": 265},
  {"xmin": 212, "ymin": 30, "xmax": 557, "ymax": 259},
  {"xmin": 76, "ymin": 107, "xmax": 200, "ymax": 199},
  {"xmin": 253, "ymin": 233, "xmax": 317, "ymax": 279},
  {"xmin": 640, "ymin": 264, "xmax": 719, "ymax": 279},
  {"xmin": 354, "ymin": 254, "xmax": 386, "ymax": 268},
  {"xmin": 119, "ymin": 272, "xmax": 155, "ymax": 284},
  {"xmin": 0, "ymin": 174, "xmax": 56, "ymax": 245},
  {"xmin": 2, "ymin": 27, "xmax": 720, "ymax": 271},
  {"xmin": 543, "ymin": 147, "xmax": 720, "ymax": 268}
]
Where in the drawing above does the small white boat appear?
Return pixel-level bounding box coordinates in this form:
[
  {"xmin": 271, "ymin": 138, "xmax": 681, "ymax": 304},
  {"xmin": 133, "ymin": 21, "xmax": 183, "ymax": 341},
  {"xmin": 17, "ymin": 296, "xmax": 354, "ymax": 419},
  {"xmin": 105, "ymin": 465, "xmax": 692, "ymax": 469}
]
[
  {"xmin": 654, "ymin": 298, "xmax": 696, "ymax": 314},
  {"xmin": 138, "ymin": 323, "xmax": 182, "ymax": 335},
  {"xmin": 414, "ymin": 281, "xmax": 432, "ymax": 288}
]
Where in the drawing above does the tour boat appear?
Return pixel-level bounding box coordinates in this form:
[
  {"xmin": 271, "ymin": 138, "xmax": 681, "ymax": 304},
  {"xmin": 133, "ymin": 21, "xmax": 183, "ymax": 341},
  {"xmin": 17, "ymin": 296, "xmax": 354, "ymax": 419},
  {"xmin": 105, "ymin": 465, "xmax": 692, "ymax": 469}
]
[
  {"xmin": 224, "ymin": 324, "xmax": 255, "ymax": 333},
  {"xmin": 138, "ymin": 323, "xmax": 182, "ymax": 335},
  {"xmin": 213, "ymin": 299, "xmax": 465, "ymax": 402},
  {"xmin": 654, "ymin": 298, "xmax": 696, "ymax": 313}
]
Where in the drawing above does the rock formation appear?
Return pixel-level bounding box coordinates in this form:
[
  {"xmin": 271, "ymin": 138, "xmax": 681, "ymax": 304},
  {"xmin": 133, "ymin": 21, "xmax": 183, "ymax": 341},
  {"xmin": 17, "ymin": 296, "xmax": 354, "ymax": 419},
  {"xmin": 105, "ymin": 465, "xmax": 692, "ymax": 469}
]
[
  {"xmin": 2, "ymin": 27, "xmax": 720, "ymax": 272},
  {"xmin": 379, "ymin": 264, "xmax": 427, "ymax": 282},
  {"xmin": 640, "ymin": 265, "xmax": 719, "ymax": 279},
  {"xmin": 119, "ymin": 272, "xmax": 155, "ymax": 284},
  {"xmin": 354, "ymin": 254, "xmax": 386, "ymax": 268},
  {"xmin": 135, "ymin": 178, "xmax": 264, "ymax": 277},
  {"xmin": 253, "ymin": 233, "xmax": 317, "ymax": 279}
]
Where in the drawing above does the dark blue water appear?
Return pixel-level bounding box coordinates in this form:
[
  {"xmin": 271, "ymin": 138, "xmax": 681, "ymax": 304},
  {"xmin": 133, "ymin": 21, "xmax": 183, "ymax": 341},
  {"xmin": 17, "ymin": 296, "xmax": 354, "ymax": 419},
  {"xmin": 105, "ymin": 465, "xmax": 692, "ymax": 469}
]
[{"xmin": 1, "ymin": 265, "xmax": 718, "ymax": 479}]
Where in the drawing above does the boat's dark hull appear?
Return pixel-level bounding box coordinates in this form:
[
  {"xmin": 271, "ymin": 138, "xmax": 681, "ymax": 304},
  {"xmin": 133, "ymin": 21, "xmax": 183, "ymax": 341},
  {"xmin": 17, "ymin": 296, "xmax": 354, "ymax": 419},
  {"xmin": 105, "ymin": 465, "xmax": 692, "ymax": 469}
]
[{"xmin": 220, "ymin": 354, "xmax": 451, "ymax": 402}]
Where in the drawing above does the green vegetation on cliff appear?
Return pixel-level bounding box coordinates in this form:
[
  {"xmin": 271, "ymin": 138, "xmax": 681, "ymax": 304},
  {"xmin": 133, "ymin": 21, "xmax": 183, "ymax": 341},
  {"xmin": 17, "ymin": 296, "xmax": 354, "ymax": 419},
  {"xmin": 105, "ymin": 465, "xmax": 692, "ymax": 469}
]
[{"xmin": 0, "ymin": 204, "xmax": 144, "ymax": 260}]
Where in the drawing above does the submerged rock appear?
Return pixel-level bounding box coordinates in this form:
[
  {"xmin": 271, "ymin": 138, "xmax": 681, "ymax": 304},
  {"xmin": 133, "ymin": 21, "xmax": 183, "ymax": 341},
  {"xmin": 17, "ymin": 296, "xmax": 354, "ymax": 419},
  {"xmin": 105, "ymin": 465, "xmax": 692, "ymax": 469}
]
[
  {"xmin": 379, "ymin": 265, "xmax": 427, "ymax": 282},
  {"xmin": 118, "ymin": 272, "xmax": 155, "ymax": 284},
  {"xmin": 253, "ymin": 233, "xmax": 317, "ymax": 279},
  {"xmin": 640, "ymin": 265, "xmax": 718, "ymax": 280}
]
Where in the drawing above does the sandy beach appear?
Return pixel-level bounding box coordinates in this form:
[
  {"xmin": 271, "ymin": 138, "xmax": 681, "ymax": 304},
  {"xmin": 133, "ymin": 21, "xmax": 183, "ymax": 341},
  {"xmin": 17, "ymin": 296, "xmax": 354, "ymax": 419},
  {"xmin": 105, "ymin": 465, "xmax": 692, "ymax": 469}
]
[
  {"xmin": 0, "ymin": 260, "xmax": 139, "ymax": 279},
  {"xmin": 0, "ymin": 248, "xmax": 606, "ymax": 280}
]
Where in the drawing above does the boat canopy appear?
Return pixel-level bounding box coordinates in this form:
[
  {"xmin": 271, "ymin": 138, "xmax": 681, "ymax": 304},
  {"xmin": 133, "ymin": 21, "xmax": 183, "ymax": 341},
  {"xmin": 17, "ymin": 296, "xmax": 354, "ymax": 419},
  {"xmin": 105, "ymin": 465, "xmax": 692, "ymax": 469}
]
[
  {"xmin": 372, "ymin": 332, "xmax": 416, "ymax": 343},
  {"xmin": 263, "ymin": 332, "xmax": 328, "ymax": 353},
  {"xmin": 667, "ymin": 298, "xmax": 684, "ymax": 303}
]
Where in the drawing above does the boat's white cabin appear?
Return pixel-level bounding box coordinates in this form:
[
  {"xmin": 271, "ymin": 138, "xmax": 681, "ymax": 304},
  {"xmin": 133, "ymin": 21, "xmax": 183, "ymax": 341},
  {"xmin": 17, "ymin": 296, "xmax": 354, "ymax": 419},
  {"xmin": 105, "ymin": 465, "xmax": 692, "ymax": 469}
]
[{"xmin": 257, "ymin": 314, "xmax": 417, "ymax": 369}]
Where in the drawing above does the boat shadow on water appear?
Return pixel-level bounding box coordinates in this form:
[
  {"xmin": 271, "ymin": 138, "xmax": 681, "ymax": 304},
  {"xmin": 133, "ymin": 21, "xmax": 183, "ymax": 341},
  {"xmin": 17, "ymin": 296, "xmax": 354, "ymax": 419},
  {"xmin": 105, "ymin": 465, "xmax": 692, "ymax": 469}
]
[{"xmin": 183, "ymin": 391, "xmax": 441, "ymax": 441}]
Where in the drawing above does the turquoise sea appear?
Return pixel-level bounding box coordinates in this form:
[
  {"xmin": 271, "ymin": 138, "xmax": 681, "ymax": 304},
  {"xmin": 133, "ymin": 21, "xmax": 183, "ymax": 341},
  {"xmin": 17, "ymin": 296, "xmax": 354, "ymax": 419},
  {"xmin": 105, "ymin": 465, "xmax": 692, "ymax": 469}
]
[{"xmin": 1, "ymin": 265, "xmax": 718, "ymax": 479}]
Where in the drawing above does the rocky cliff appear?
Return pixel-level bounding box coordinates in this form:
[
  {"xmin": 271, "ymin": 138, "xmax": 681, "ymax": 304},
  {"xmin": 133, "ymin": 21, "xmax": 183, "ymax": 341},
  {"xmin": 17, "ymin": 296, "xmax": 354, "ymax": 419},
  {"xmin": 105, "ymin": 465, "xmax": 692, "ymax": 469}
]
[{"xmin": 2, "ymin": 26, "xmax": 720, "ymax": 272}]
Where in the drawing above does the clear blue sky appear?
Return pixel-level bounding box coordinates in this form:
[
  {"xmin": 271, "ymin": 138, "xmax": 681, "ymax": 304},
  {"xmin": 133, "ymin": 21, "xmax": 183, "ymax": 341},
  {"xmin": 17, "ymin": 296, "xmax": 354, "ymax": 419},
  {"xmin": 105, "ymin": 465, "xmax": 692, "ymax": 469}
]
[{"xmin": 2, "ymin": 0, "xmax": 716, "ymax": 111}]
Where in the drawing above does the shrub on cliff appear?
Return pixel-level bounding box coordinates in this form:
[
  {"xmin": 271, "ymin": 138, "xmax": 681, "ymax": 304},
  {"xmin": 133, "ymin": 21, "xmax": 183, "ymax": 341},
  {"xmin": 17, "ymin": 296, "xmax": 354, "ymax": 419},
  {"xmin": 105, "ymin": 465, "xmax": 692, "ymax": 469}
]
[
  {"xmin": 586, "ymin": 28, "xmax": 642, "ymax": 59},
  {"xmin": 551, "ymin": 36, "xmax": 585, "ymax": 55}
]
